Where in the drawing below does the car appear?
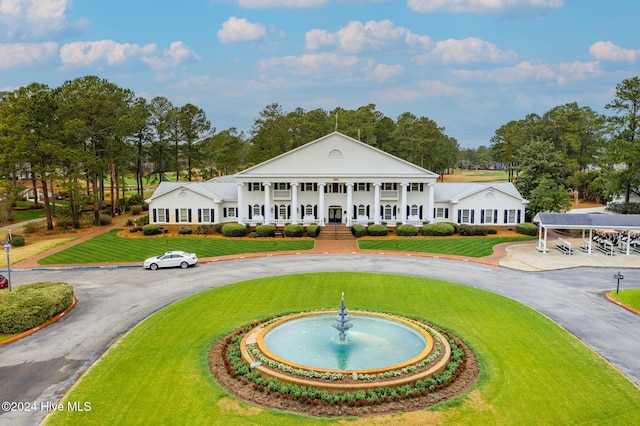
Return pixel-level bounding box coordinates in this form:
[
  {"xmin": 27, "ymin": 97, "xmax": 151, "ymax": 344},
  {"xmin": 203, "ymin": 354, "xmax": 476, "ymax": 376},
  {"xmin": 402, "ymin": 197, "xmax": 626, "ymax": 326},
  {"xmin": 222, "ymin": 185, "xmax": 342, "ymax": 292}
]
[
  {"xmin": 0, "ymin": 274, "xmax": 7, "ymax": 289},
  {"xmin": 143, "ymin": 251, "xmax": 198, "ymax": 270}
]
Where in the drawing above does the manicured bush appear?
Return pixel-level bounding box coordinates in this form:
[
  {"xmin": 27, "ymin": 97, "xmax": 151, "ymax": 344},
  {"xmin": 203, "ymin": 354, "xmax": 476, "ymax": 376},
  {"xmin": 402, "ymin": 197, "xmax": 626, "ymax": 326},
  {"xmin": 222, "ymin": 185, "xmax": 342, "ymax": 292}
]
[
  {"xmin": 367, "ymin": 224, "xmax": 389, "ymax": 236},
  {"xmin": 351, "ymin": 224, "xmax": 366, "ymax": 237},
  {"xmin": 22, "ymin": 221, "xmax": 42, "ymax": 234},
  {"xmin": 179, "ymin": 227, "xmax": 193, "ymax": 235},
  {"xmin": 142, "ymin": 224, "xmax": 161, "ymax": 235},
  {"xmin": 99, "ymin": 214, "xmax": 112, "ymax": 226},
  {"xmin": 284, "ymin": 224, "xmax": 304, "ymax": 237},
  {"xmin": 459, "ymin": 225, "xmax": 488, "ymax": 236},
  {"xmin": 421, "ymin": 223, "xmax": 455, "ymax": 236},
  {"xmin": 10, "ymin": 235, "xmax": 25, "ymax": 247},
  {"xmin": 129, "ymin": 226, "xmax": 142, "ymax": 233},
  {"xmin": 130, "ymin": 205, "xmax": 142, "ymax": 215},
  {"xmin": 516, "ymin": 222, "xmax": 538, "ymax": 236},
  {"xmin": 0, "ymin": 282, "xmax": 74, "ymax": 334},
  {"xmin": 195, "ymin": 224, "xmax": 215, "ymax": 235},
  {"xmin": 486, "ymin": 227, "xmax": 498, "ymax": 234},
  {"xmin": 396, "ymin": 224, "xmax": 418, "ymax": 237},
  {"xmin": 127, "ymin": 193, "xmax": 145, "ymax": 207},
  {"xmin": 222, "ymin": 223, "xmax": 248, "ymax": 237},
  {"xmin": 55, "ymin": 217, "xmax": 74, "ymax": 230},
  {"xmin": 248, "ymin": 231, "xmax": 258, "ymax": 238},
  {"xmin": 442, "ymin": 222, "xmax": 459, "ymax": 233},
  {"xmin": 137, "ymin": 215, "xmax": 149, "ymax": 225},
  {"xmin": 255, "ymin": 225, "xmax": 276, "ymax": 238},
  {"xmin": 306, "ymin": 224, "xmax": 320, "ymax": 237},
  {"xmin": 213, "ymin": 223, "xmax": 225, "ymax": 234}
]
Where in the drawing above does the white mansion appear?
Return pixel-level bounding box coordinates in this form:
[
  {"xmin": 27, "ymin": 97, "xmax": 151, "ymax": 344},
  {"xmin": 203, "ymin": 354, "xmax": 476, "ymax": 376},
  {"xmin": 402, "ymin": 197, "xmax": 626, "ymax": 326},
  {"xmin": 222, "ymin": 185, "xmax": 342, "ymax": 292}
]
[{"xmin": 146, "ymin": 132, "xmax": 528, "ymax": 228}]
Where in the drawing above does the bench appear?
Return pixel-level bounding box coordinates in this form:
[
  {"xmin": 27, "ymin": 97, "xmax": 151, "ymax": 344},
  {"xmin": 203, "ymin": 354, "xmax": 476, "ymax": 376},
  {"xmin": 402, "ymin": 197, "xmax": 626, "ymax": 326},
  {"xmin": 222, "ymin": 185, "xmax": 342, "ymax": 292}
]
[
  {"xmin": 595, "ymin": 240, "xmax": 615, "ymax": 255},
  {"xmin": 274, "ymin": 230, "xmax": 285, "ymax": 238},
  {"xmin": 555, "ymin": 238, "xmax": 574, "ymax": 255}
]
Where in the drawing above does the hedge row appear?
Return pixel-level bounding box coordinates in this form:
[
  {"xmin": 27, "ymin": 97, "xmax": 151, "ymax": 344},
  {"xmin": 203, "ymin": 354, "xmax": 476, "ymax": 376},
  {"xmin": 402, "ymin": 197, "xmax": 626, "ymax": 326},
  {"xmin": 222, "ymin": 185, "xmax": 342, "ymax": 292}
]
[
  {"xmin": 0, "ymin": 282, "xmax": 74, "ymax": 334},
  {"xmin": 515, "ymin": 222, "xmax": 538, "ymax": 236}
]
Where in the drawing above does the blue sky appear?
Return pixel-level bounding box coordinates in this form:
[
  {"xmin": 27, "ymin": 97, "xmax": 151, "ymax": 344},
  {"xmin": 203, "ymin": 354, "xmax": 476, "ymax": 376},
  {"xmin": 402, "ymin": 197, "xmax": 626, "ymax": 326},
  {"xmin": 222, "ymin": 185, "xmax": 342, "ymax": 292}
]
[{"xmin": 1, "ymin": 0, "xmax": 638, "ymax": 147}]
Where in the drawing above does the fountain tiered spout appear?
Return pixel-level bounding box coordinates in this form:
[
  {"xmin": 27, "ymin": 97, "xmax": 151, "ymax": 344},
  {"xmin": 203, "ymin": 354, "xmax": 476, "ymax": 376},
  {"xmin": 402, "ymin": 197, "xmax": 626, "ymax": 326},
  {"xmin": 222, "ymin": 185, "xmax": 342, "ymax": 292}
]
[{"xmin": 332, "ymin": 292, "xmax": 353, "ymax": 342}]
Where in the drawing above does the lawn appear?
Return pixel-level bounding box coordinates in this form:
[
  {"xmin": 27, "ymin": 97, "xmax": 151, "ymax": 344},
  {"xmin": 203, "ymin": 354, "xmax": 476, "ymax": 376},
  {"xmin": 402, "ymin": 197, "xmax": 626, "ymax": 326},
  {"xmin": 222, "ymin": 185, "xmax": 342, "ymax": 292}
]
[
  {"xmin": 358, "ymin": 236, "xmax": 535, "ymax": 257},
  {"xmin": 11, "ymin": 201, "xmax": 46, "ymax": 222},
  {"xmin": 38, "ymin": 230, "xmax": 314, "ymax": 264},
  {"xmin": 609, "ymin": 289, "xmax": 640, "ymax": 311},
  {"xmin": 46, "ymin": 273, "xmax": 640, "ymax": 425}
]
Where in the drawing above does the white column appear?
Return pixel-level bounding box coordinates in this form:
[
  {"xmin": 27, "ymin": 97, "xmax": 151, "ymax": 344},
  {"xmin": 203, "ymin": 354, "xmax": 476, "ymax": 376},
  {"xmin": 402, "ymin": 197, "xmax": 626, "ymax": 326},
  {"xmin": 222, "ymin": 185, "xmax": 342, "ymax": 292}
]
[
  {"xmin": 291, "ymin": 182, "xmax": 298, "ymax": 224},
  {"xmin": 373, "ymin": 182, "xmax": 381, "ymax": 224},
  {"xmin": 427, "ymin": 183, "xmax": 435, "ymax": 223},
  {"xmin": 236, "ymin": 183, "xmax": 244, "ymax": 224},
  {"xmin": 400, "ymin": 183, "xmax": 409, "ymax": 224},
  {"xmin": 318, "ymin": 183, "xmax": 326, "ymax": 226},
  {"xmin": 263, "ymin": 182, "xmax": 271, "ymax": 224},
  {"xmin": 345, "ymin": 183, "xmax": 354, "ymax": 227}
]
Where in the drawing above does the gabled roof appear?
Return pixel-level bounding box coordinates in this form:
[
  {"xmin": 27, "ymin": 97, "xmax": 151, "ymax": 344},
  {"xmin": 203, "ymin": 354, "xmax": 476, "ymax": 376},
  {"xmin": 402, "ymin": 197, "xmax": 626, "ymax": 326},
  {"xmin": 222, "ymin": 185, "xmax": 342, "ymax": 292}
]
[
  {"xmin": 235, "ymin": 132, "xmax": 439, "ymax": 180},
  {"xmin": 434, "ymin": 182, "xmax": 526, "ymax": 203},
  {"xmin": 146, "ymin": 181, "xmax": 237, "ymax": 203},
  {"xmin": 534, "ymin": 212, "xmax": 640, "ymax": 230}
]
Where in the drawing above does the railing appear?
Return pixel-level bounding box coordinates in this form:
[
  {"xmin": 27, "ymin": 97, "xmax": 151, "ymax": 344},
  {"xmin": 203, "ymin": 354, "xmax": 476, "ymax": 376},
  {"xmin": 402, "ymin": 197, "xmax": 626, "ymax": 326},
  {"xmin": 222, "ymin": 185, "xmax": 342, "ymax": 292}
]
[
  {"xmin": 273, "ymin": 189, "xmax": 291, "ymax": 200},
  {"xmin": 380, "ymin": 190, "xmax": 398, "ymax": 200}
]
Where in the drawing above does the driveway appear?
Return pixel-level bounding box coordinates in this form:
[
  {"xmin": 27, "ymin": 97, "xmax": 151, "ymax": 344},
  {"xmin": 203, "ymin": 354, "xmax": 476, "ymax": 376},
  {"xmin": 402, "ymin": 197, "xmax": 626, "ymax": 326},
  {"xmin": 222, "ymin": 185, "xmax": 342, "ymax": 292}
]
[{"xmin": 1, "ymin": 255, "xmax": 640, "ymax": 425}]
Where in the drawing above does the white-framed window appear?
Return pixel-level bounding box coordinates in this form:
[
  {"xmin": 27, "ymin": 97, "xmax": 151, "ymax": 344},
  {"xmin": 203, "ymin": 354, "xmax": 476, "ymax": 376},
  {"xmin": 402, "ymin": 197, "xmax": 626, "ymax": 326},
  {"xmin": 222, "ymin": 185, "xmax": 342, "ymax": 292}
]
[
  {"xmin": 483, "ymin": 209, "xmax": 494, "ymax": 224},
  {"xmin": 358, "ymin": 204, "xmax": 366, "ymax": 216},
  {"xmin": 253, "ymin": 204, "xmax": 261, "ymax": 217},
  {"xmin": 357, "ymin": 183, "xmax": 367, "ymax": 191},
  {"xmin": 507, "ymin": 209, "xmax": 517, "ymax": 224},
  {"xmin": 179, "ymin": 208, "xmax": 188, "ymax": 223},
  {"xmin": 305, "ymin": 204, "xmax": 313, "ymax": 216},
  {"xmin": 275, "ymin": 182, "xmax": 289, "ymax": 190},
  {"xmin": 410, "ymin": 183, "xmax": 420, "ymax": 192},
  {"xmin": 410, "ymin": 205, "xmax": 419, "ymax": 216},
  {"xmin": 305, "ymin": 182, "xmax": 314, "ymax": 191},
  {"xmin": 227, "ymin": 208, "xmax": 236, "ymax": 218},
  {"xmin": 435, "ymin": 207, "xmax": 446, "ymax": 219},
  {"xmin": 202, "ymin": 209, "xmax": 211, "ymax": 223},
  {"xmin": 328, "ymin": 183, "xmax": 343, "ymax": 193},
  {"xmin": 250, "ymin": 182, "xmax": 262, "ymax": 191},
  {"xmin": 383, "ymin": 183, "xmax": 396, "ymax": 191},
  {"xmin": 279, "ymin": 204, "xmax": 287, "ymax": 219},
  {"xmin": 384, "ymin": 205, "xmax": 393, "ymax": 220},
  {"xmin": 461, "ymin": 209, "xmax": 471, "ymax": 224},
  {"xmin": 157, "ymin": 209, "xmax": 166, "ymax": 223}
]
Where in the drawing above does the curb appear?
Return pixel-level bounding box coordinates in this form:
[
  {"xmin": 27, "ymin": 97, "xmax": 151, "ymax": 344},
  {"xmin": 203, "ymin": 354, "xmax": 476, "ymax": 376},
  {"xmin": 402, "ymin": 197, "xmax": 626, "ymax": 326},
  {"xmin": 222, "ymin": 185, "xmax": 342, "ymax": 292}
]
[
  {"xmin": 0, "ymin": 296, "xmax": 77, "ymax": 345},
  {"xmin": 605, "ymin": 292, "xmax": 640, "ymax": 316}
]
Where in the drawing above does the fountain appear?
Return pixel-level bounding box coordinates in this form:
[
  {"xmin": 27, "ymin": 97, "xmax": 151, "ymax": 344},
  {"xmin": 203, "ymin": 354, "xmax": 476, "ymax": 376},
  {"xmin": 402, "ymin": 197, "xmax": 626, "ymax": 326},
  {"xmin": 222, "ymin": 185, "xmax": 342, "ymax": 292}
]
[{"xmin": 332, "ymin": 292, "xmax": 353, "ymax": 342}]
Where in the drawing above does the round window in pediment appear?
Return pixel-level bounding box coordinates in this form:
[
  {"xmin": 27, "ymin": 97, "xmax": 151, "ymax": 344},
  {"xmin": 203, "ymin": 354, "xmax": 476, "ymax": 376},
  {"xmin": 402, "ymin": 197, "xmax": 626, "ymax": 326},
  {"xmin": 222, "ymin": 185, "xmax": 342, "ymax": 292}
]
[{"xmin": 328, "ymin": 149, "xmax": 343, "ymax": 158}]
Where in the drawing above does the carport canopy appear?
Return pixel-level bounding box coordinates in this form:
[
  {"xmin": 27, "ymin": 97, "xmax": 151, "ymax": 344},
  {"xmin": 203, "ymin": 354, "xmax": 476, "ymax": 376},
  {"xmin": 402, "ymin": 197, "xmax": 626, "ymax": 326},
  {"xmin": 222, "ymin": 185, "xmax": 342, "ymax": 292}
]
[{"xmin": 533, "ymin": 212, "xmax": 640, "ymax": 255}]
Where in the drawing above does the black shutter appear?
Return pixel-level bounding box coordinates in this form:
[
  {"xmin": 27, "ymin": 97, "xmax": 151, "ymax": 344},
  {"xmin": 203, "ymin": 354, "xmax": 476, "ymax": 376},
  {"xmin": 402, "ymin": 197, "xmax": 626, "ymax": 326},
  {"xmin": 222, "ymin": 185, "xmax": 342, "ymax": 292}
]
[
  {"xmin": 248, "ymin": 205, "xmax": 252, "ymax": 219},
  {"xmin": 419, "ymin": 206, "xmax": 423, "ymax": 219},
  {"xmin": 198, "ymin": 209, "xmax": 202, "ymax": 222},
  {"xmin": 445, "ymin": 208, "xmax": 449, "ymax": 219},
  {"xmin": 494, "ymin": 210, "xmax": 498, "ymax": 224},
  {"xmin": 261, "ymin": 205, "xmax": 265, "ymax": 216},
  {"xmin": 380, "ymin": 205, "xmax": 383, "ymax": 216},
  {"xmin": 480, "ymin": 210, "xmax": 484, "ymax": 224},
  {"xmin": 407, "ymin": 184, "xmax": 411, "ymax": 192},
  {"xmin": 471, "ymin": 210, "xmax": 475, "ymax": 224},
  {"xmin": 301, "ymin": 183, "xmax": 305, "ymax": 192},
  {"xmin": 420, "ymin": 183, "xmax": 424, "ymax": 192},
  {"xmin": 433, "ymin": 208, "xmax": 436, "ymax": 218},
  {"xmin": 248, "ymin": 184, "xmax": 252, "ymax": 192},
  {"xmin": 353, "ymin": 205, "xmax": 357, "ymax": 219},
  {"xmin": 301, "ymin": 204, "xmax": 304, "ymax": 217},
  {"xmin": 153, "ymin": 208, "xmax": 157, "ymax": 222},
  {"xmin": 457, "ymin": 210, "xmax": 462, "ymax": 223},
  {"xmin": 504, "ymin": 210, "xmax": 508, "ymax": 223},
  {"xmin": 517, "ymin": 210, "xmax": 522, "ymax": 223},
  {"xmin": 288, "ymin": 205, "xmax": 291, "ymax": 218},
  {"xmin": 188, "ymin": 209, "xmax": 192, "ymax": 222},
  {"xmin": 165, "ymin": 209, "xmax": 169, "ymax": 222},
  {"xmin": 235, "ymin": 208, "xmax": 238, "ymax": 217},
  {"xmin": 324, "ymin": 185, "xmax": 327, "ymax": 193},
  {"xmin": 274, "ymin": 205, "xmax": 278, "ymax": 220},
  {"xmin": 393, "ymin": 206, "xmax": 397, "ymax": 217},
  {"xmin": 314, "ymin": 183, "xmax": 318, "ymax": 191},
  {"xmin": 367, "ymin": 183, "xmax": 370, "ymax": 191},
  {"xmin": 407, "ymin": 205, "xmax": 411, "ymax": 217},
  {"xmin": 211, "ymin": 209, "xmax": 215, "ymax": 222},
  {"xmin": 366, "ymin": 205, "xmax": 370, "ymax": 217},
  {"xmin": 223, "ymin": 207, "xmax": 227, "ymax": 218},
  {"xmin": 175, "ymin": 209, "xmax": 179, "ymax": 222},
  {"xmin": 314, "ymin": 205, "xmax": 317, "ymax": 217},
  {"xmin": 353, "ymin": 184, "xmax": 357, "ymax": 192}
]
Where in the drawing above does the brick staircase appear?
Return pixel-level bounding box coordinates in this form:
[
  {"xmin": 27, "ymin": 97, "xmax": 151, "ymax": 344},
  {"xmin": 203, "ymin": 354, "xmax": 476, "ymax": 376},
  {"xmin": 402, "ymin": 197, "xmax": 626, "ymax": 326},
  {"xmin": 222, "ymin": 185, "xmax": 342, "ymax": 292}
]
[{"xmin": 316, "ymin": 224, "xmax": 354, "ymax": 240}]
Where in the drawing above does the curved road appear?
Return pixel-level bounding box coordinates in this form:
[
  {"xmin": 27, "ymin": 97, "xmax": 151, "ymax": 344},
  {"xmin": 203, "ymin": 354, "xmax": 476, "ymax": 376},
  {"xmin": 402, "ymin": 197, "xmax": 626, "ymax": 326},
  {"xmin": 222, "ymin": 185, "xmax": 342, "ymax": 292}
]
[{"xmin": 1, "ymin": 255, "xmax": 640, "ymax": 425}]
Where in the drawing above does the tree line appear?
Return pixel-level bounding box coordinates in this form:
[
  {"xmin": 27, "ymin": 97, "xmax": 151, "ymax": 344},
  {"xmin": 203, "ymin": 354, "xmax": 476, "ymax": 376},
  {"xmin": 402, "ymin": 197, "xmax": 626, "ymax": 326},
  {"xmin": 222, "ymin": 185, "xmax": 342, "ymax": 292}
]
[{"xmin": 0, "ymin": 76, "xmax": 459, "ymax": 230}]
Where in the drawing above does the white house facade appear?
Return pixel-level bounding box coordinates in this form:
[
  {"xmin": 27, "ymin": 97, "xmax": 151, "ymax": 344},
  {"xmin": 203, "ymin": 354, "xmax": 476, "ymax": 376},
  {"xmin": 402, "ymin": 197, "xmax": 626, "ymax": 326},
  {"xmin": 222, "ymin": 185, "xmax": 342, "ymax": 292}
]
[{"xmin": 145, "ymin": 132, "xmax": 528, "ymax": 227}]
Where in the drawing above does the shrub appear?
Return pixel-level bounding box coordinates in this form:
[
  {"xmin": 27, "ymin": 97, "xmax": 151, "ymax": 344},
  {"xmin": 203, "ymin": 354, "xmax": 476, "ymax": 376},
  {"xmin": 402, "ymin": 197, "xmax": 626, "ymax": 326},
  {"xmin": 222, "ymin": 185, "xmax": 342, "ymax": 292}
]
[
  {"xmin": 179, "ymin": 227, "xmax": 193, "ymax": 235},
  {"xmin": 607, "ymin": 202, "xmax": 640, "ymax": 214},
  {"xmin": 306, "ymin": 224, "xmax": 320, "ymax": 237},
  {"xmin": 248, "ymin": 231, "xmax": 258, "ymax": 238},
  {"xmin": 284, "ymin": 224, "xmax": 304, "ymax": 237},
  {"xmin": 222, "ymin": 223, "xmax": 248, "ymax": 237},
  {"xmin": 486, "ymin": 227, "xmax": 498, "ymax": 234},
  {"xmin": 10, "ymin": 235, "xmax": 25, "ymax": 247},
  {"xmin": 516, "ymin": 222, "xmax": 538, "ymax": 236},
  {"xmin": 137, "ymin": 215, "xmax": 149, "ymax": 225},
  {"xmin": 127, "ymin": 194, "xmax": 145, "ymax": 207},
  {"xmin": 367, "ymin": 224, "xmax": 388, "ymax": 236},
  {"xmin": 129, "ymin": 226, "xmax": 142, "ymax": 233},
  {"xmin": 0, "ymin": 282, "xmax": 74, "ymax": 334},
  {"xmin": 55, "ymin": 217, "xmax": 74, "ymax": 230},
  {"xmin": 459, "ymin": 225, "xmax": 488, "ymax": 236},
  {"xmin": 422, "ymin": 223, "xmax": 455, "ymax": 236},
  {"xmin": 351, "ymin": 224, "xmax": 367, "ymax": 237},
  {"xmin": 130, "ymin": 205, "xmax": 142, "ymax": 215},
  {"xmin": 213, "ymin": 223, "xmax": 225, "ymax": 234},
  {"xmin": 255, "ymin": 225, "xmax": 276, "ymax": 238},
  {"xmin": 442, "ymin": 222, "xmax": 459, "ymax": 233},
  {"xmin": 195, "ymin": 224, "xmax": 215, "ymax": 235},
  {"xmin": 22, "ymin": 221, "xmax": 42, "ymax": 234},
  {"xmin": 142, "ymin": 224, "xmax": 161, "ymax": 235},
  {"xmin": 396, "ymin": 224, "xmax": 418, "ymax": 236},
  {"xmin": 99, "ymin": 214, "xmax": 112, "ymax": 226}
]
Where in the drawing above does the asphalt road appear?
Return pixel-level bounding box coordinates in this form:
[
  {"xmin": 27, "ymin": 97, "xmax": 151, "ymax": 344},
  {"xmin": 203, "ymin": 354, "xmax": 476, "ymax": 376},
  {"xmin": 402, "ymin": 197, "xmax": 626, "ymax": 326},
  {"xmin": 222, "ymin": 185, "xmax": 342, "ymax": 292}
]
[{"xmin": 1, "ymin": 255, "xmax": 640, "ymax": 425}]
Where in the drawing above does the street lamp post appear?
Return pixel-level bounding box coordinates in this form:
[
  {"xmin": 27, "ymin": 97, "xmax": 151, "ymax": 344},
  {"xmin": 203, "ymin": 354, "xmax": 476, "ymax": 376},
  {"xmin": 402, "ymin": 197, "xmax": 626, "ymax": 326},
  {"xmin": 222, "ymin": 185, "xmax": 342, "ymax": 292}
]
[{"xmin": 3, "ymin": 241, "xmax": 11, "ymax": 292}]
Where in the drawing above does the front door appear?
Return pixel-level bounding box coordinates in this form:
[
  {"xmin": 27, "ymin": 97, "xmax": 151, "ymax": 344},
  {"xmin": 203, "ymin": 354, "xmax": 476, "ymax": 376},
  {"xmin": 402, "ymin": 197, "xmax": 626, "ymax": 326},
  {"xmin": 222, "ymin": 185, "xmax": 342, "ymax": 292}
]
[{"xmin": 328, "ymin": 206, "xmax": 342, "ymax": 223}]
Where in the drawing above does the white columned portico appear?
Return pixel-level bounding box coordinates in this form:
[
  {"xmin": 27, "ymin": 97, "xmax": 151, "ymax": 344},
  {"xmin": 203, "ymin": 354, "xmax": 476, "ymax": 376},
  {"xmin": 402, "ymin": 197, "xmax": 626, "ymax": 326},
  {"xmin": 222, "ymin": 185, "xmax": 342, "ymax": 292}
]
[
  {"xmin": 318, "ymin": 183, "xmax": 326, "ymax": 226},
  {"xmin": 291, "ymin": 182, "xmax": 299, "ymax": 224},
  {"xmin": 427, "ymin": 183, "xmax": 435, "ymax": 223},
  {"xmin": 345, "ymin": 182, "xmax": 354, "ymax": 226},
  {"xmin": 400, "ymin": 182, "xmax": 409, "ymax": 224},
  {"xmin": 373, "ymin": 182, "xmax": 381, "ymax": 224},
  {"xmin": 263, "ymin": 182, "xmax": 271, "ymax": 224},
  {"xmin": 236, "ymin": 183, "xmax": 244, "ymax": 224}
]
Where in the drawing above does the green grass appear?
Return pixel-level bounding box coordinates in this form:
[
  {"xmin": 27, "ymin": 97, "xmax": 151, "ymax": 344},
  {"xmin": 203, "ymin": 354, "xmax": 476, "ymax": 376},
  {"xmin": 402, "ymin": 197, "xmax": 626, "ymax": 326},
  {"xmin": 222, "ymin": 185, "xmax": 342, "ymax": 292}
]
[
  {"xmin": 11, "ymin": 201, "xmax": 46, "ymax": 221},
  {"xmin": 38, "ymin": 230, "xmax": 314, "ymax": 264},
  {"xmin": 45, "ymin": 272, "xmax": 640, "ymax": 425},
  {"xmin": 609, "ymin": 289, "xmax": 640, "ymax": 311},
  {"xmin": 358, "ymin": 236, "xmax": 535, "ymax": 257}
]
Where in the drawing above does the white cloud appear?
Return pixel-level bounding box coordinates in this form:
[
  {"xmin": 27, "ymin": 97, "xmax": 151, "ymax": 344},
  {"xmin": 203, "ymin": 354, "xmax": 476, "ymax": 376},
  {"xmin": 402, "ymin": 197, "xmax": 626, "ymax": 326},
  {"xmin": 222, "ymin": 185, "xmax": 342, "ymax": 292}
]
[
  {"xmin": 258, "ymin": 52, "xmax": 372, "ymax": 75},
  {"xmin": 589, "ymin": 41, "xmax": 640, "ymax": 63},
  {"xmin": 218, "ymin": 17, "xmax": 267, "ymax": 44},
  {"xmin": 452, "ymin": 60, "xmax": 600, "ymax": 85},
  {"xmin": 237, "ymin": 0, "xmax": 328, "ymax": 8},
  {"xmin": 369, "ymin": 64, "xmax": 405, "ymax": 81},
  {"xmin": 407, "ymin": 0, "xmax": 563, "ymax": 14},
  {"xmin": 0, "ymin": 42, "xmax": 57, "ymax": 69},
  {"xmin": 0, "ymin": 0, "xmax": 85, "ymax": 39},
  {"xmin": 142, "ymin": 41, "xmax": 201, "ymax": 71},
  {"xmin": 416, "ymin": 80, "xmax": 461, "ymax": 96},
  {"xmin": 60, "ymin": 40, "xmax": 156, "ymax": 66},
  {"xmin": 305, "ymin": 20, "xmax": 430, "ymax": 53},
  {"xmin": 415, "ymin": 37, "xmax": 517, "ymax": 64}
]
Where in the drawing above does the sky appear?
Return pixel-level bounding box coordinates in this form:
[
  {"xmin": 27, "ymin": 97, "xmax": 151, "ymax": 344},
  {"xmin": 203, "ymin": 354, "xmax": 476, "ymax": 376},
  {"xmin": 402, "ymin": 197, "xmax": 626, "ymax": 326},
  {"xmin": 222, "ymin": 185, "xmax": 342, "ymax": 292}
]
[{"xmin": 1, "ymin": 0, "xmax": 639, "ymax": 148}]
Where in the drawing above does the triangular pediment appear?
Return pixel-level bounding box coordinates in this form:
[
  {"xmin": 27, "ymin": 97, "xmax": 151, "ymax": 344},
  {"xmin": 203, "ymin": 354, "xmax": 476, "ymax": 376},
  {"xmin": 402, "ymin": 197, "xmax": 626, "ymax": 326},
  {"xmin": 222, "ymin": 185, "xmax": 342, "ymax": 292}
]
[{"xmin": 236, "ymin": 132, "xmax": 438, "ymax": 180}]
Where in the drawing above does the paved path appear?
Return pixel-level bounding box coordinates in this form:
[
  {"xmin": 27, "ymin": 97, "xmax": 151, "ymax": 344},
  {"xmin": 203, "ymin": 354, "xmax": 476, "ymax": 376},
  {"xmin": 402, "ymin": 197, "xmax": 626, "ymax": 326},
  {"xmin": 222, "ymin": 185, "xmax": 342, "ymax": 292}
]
[{"xmin": 2, "ymin": 231, "xmax": 640, "ymax": 425}]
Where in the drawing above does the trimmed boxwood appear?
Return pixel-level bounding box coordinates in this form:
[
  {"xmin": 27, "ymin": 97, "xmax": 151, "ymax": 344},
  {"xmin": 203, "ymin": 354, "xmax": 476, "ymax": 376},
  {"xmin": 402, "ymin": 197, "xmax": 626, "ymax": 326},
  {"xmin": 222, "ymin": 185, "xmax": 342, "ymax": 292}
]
[
  {"xmin": 422, "ymin": 223, "xmax": 455, "ymax": 236},
  {"xmin": 306, "ymin": 224, "xmax": 320, "ymax": 237},
  {"xmin": 351, "ymin": 224, "xmax": 366, "ymax": 237},
  {"xmin": 516, "ymin": 222, "xmax": 538, "ymax": 236},
  {"xmin": 255, "ymin": 225, "xmax": 276, "ymax": 238},
  {"xmin": 10, "ymin": 235, "xmax": 25, "ymax": 247},
  {"xmin": 459, "ymin": 225, "xmax": 488, "ymax": 236},
  {"xmin": 284, "ymin": 224, "xmax": 304, "ymax": 237},
  {"xmin": 396, "ymin": 224, "xmax": 418, "ymax": 237},
  {"xmin": 142, "ymin": 224, "xmax": 161, "ymax": 235},
  {"xmin": 0, "ymin": 282, "xmax": 74, "ymax": 334},
  {"xmin": 222, "ymin": 223, "xmax": 248, "ymax": 237},
  {"xmin": 179, "ymin": 227, "xmax": 193, "ymax": 235},
  {"xmin": 367, "ymin": 224, "xmax": 388, "ymax": 236}
]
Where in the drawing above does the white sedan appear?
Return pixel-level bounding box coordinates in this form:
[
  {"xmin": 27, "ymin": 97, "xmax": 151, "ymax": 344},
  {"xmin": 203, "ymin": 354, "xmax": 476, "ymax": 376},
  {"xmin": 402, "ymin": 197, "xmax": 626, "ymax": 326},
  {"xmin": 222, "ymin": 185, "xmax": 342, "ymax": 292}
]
[{"xmin": 143, "ymin": 251, "xmax": 198, "ymax": 270}]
